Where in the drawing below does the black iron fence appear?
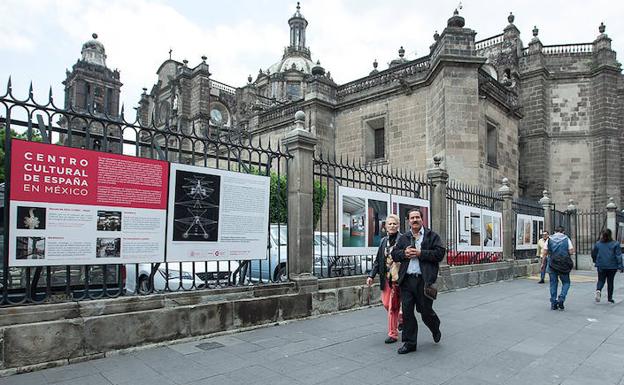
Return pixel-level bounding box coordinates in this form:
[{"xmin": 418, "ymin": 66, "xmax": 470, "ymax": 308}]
[
  {"xmin": 313, "ymin": 155, "xmax": 431, "ymax": 277},
  {"xmin": 446, "ymin": 181, "xmax": 504, "ymax": 266},
  {"xmin": 576, "ymin": 210, "xmax": 606, "ymax": 255},
  {"xmin": 0, "ymin": 82, "xmax": 291, "ymax": 306}
]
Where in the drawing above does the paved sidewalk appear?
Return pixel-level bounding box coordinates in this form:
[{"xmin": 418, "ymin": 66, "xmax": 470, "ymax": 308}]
[{"xmin": 4, "ymin": 271, "xmax": 624, "ymax": 385}]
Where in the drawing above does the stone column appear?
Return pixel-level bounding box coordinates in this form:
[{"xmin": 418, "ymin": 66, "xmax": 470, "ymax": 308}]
[
  {"xmin": 606, "ymin": 197, "xmax": 617, "ymax": 235},
  {"xmin": 282, "ymin": 111, "xmax": 319, "ymax": 293},
  {"xmin": 566, "ymin": 199, "xmax": 578, "ymax": 248},
  {"xmin": 427, "ymin": 156, "xmax": 449, "ymax": 264},
  {"xmin": 498, "ymin": 178, "xmax": 514, "ymax": 260},
  {"xmin": 539, "ymin": 190, "xmax": 553, "ymax": 233}
]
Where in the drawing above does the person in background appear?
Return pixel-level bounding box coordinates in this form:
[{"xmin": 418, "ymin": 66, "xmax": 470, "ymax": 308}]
[
  {"xmin": 542, "ymin": 226, "xmax": 574, "ymax": 310},
  {"xmin": 537, "ymin": 231, "xmax": 549, "ymax": 284},
  {"xmin": 367, "ymin": 214, "xmax": 402, "ymax": 343},
  {"xmin": 592, "ymin": 229, "xmax": 623, "ymax": 304}
]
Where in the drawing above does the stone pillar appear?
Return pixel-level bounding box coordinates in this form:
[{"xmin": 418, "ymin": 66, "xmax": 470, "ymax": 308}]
[
  {"xmin": 427, "ymin": 156, "xmax": 449, "ymax": 264},
  {"xmin": 539, "ymin": 190, "xmax": 553, "ymax": 233},
  {"xmin": 282, "ymin": 111, "xmax": 318, "ymax": 293},
  {"xmin": 566, "ymin": 199, "xmax": 578, "ymax": 251},
  {"xmin": 498, "ymin": 178, "xmax": 514, "ymax": 260},
  {"xmin": 606, "ymin": 197, "xmax": 617, "ymax": 235}
]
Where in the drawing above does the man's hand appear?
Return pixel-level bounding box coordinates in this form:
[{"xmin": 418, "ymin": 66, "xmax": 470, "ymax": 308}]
[
  {"xmin": 405, "ymin": 247, "xmax": 421, "ymax": 259},
  {"xmin": 366, "ymin": 277, "xmax": 373, "ymax": 286}
]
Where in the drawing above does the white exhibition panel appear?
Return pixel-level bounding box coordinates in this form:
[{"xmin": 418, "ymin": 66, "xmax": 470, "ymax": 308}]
[
  {"xmin": 8, "ymin": 140, "xmax": 169, "ymax": 266},
  {"xmin": 515, "ymin": 214, "xmax": 544, "ymax": 250},
  {"xmin": 9, "ymin": 201, "xmax": 166, "ymax": 266},
  {"xmin": 456, "ymin": 203, "xmax": 483, "ymax": 252},
  {"xmin": 166, "ymin": 163, "xmax": 270, "ymax": 262},
  {"xmin": 338, "ymin": 186, "xmax": 391, "ymax": 256}
]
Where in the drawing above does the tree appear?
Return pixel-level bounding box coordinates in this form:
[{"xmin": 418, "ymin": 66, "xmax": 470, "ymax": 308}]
[
  {"xmin": 249, "ymin": 166, "xmax": 327, "ymax": 228},
  {"xmin": 0, "ymin": 125, "xmax": 43, "ymax": 183}
]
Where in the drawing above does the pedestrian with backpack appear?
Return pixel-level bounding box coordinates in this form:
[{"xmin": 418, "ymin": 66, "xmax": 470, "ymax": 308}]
[
  {"xmin": 542, "ymin": 226, "xmax": 575, "ymax": 310},
  {"xmin": 591, "ymin": 229, "xmax": 623, "ymax": 304}
]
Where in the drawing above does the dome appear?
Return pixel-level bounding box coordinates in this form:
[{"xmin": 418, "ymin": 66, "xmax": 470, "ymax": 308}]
[
  {"xmin": 81, "ymin": 33, "xmax": 107, "ymax": 66},
  {"xmin": 267, "ymin": 55, "xmax": 315, "ymax": 75}
]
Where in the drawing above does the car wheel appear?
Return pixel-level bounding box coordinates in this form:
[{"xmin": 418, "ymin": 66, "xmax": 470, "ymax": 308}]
[
  {"xmin": 137, "ymin": 275, "xmax": 151, "ymax": 294},
  {"xmin": 273, "ymin": 264, "xmax": 287, "ymax": 282}
]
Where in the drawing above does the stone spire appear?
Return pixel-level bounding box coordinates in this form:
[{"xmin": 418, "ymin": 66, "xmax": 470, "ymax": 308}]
[
  {"xmin": 81, "ymin": 33, "xmax": 107, "ymax": 66},
  {"xmin": 288, "ymin": 2, "xmax": 308, "ymax": 52}
]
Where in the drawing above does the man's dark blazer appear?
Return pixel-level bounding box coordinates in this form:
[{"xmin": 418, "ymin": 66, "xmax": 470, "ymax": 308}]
[{"xmin": 391, "ymin": 227, "xmax": 446, "ymax": 286}]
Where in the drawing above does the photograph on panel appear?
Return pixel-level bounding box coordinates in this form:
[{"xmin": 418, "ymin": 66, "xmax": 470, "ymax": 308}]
[
  {"xmin": 16, "ymin": 206, "xmax": 47, "ymax": 230},
  {"xmin": 15, "ymin": 237, "xmax": 46, "ymax": 259},
  {"xmin": 97, "ymin": 210, "xmax": 122, "ymax": 231},
  {"xmin": 367, "ymin": 199, "xmax": 388, "ymax": 248},
  {"xmin": 342, "ymin": 195, "xmax": 365, "ymax": 248},
  {"xmin": 96, "ymin": 238, "xmax": 121, "ymax": 258}
]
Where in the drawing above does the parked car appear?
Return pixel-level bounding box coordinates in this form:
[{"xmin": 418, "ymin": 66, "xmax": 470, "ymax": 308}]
[
  {"xmin": 249, "ymin": 225, "xmax": 358, "ymax": 282},
  {"xmin": 125, "ymin": 260, "xmax": 238, "ymax": 294}
]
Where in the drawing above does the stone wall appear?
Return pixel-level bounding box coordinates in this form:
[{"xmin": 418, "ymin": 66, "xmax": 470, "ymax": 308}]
[{"xmin": 0, "ymin": 261, "xmax": 540, "ymax": 374}]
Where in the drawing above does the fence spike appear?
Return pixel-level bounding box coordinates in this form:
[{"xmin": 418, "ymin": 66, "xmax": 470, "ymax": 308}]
[
  {"xmin": 29, "ymin": 81, "xmax": 33, "ymax": 99},
  {"xmin": 7, "ymin": 76, "xmax": 12, "ymax": 93},
  {"xmin": 48, "ymin": 86, "xmax": 53, "ymax": 103},
  {"xmin": 120, "ymin": 103, "xmax": 125, "ymax": 119}
]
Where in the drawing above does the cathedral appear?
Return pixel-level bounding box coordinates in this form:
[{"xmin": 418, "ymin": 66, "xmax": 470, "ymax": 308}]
[{"xmin": 62, "ymin": 4, "xmax": 624, "ymax": 211}]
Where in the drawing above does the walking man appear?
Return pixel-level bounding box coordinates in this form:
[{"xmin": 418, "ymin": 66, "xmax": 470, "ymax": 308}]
[
  {"xmin": 542, "ymin": 226, "xmax": 575, "ymax": 310},
  {"xmin": 392, "ymin": 208, "xmax": 445, "ymax": 354}
]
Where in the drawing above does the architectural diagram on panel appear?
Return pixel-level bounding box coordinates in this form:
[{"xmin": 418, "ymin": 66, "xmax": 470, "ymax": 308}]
[{"xmin": 172, "ymin": 170, "xmax": 221, "ymax": 242}]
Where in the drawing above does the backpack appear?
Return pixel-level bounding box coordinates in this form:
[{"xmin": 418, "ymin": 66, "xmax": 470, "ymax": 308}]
[{"xmin": 548, "ymin": 238, "xmax": 573, "ymax": 274}]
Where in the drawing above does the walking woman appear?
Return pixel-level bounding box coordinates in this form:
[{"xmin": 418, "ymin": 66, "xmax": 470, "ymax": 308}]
[
  {"xmin": 367, "ymin": 214, "xmax": 402, "ymax": 343},
  {"xmin": 592, "ymin": 229, "xmax": 623, "ymax": 303}
]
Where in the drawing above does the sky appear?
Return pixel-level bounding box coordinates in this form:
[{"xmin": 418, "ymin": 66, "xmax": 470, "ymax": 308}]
[{"xmin": 1, "ymin": 0, "xmax": 623, "ymax": 122}]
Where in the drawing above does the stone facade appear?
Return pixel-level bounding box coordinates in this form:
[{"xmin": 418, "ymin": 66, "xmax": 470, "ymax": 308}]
[{"xmin": 129, "ymin": 6, "xmax": 623, "ymax": 209}]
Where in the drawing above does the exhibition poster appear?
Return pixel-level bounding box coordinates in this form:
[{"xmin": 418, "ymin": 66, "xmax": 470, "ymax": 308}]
[
  {"xmin": 618, "ymin": 222, "xmax": 624, "ymax": 247},
  {"xmin": 456, "ymin": 204, "xmax": 503, "ymax": 253},
  {"xmin": 9, "ymin": 139, "xmax": 169, "ymax": 266},
  {"xmin": 515, "ymin": 214, "xmax": 544, "ymax": 250},
  {"xmin": 166, "ymin": 163, "xmax": 270, "ymax": 261},
  {"xmin": 338, "ymin": 186, "xmax": 390, "ymax": 256},
  {"xmin": 390, "ymin": 195, "xmax": 430, "ymax": 232}
]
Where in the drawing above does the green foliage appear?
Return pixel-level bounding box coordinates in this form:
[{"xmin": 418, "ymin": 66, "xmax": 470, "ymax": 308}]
[
  {"xmin": 0, "ymin": 125, "xmax": 43, "ymax": 183},
  {"xmin": 247, "ymin": 165, "xmax": 326, "ymax": 228}
]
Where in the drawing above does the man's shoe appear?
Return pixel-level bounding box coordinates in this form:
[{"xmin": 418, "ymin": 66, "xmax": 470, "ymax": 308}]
[
  {"xmin": 397, "ymin": 344, "xmax": 416, "ymax": 354},
  {"xmin": 551, "ymin": 302, "xmax": 558, "ymax": 310},
  {"xmin": 595, "ymin": 290, "xmax": 601, "ymax": 303},
  {"xmin": 385, "ymin": 337, "xmax": 397, "ymax": 344},
  {"xmin": 433, "ymin": 329, "xmax": 442, "ymax": 343},
  {"xmin": 608, "ymin": 298, "xmax": 615, "ymax": 304},
  {"xmin": 558, "ymin": 301, "xmax": 565, "ymax": 310},
  {"xmin": 538, "ymin": 280, "xmax": 545, "ymax": 284}
]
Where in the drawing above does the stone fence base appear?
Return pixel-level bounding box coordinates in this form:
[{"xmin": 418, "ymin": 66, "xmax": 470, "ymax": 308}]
[{"xmin": 0, "ymin": 260, "xmax": 540, "ymax": 375}]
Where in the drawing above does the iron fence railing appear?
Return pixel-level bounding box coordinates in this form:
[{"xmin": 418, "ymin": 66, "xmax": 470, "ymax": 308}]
[
  {"xmin": 0, "ymin": 80, "xmax": 291, "ymax": 306},
  {"xmin": 576, "ymin": 210, "xmax": 606, "ymax": 255},
  {"xmin": 313, "ymin": 154, "xmax": 431, "ymax": 278},
  {"xmin": 446, "ymin": 181, "xmax": 504, "ymax": 266}
]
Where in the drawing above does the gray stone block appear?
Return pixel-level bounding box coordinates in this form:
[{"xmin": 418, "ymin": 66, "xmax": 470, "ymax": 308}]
[
  {"xmin": 189, "ymin": 301, "xmax": 233, "ymax": 337},
  {"xmin": 83, "ymin": 308, "xmax": 190, "ymax": 353},
  {"xmin": 336, "ymin": 286, "xmax": 361, "ymax": 311},
  {"xmin": 3, "ymin": 319, "xmax": 85, "ymax": 367},
  {"xmin": 278, "ymin": 294, "xmax": 311, "ymax": 320},
  {"xmin": 233, "ymin": 297, "xmax": 278, "ymax": 328},
  {"xmin": 312, "ymin": 290, "xmax": 338, "ymax": 315}
]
